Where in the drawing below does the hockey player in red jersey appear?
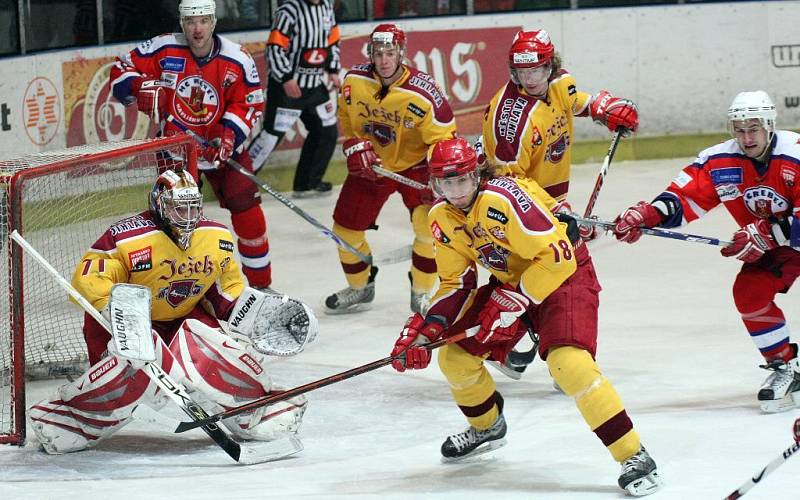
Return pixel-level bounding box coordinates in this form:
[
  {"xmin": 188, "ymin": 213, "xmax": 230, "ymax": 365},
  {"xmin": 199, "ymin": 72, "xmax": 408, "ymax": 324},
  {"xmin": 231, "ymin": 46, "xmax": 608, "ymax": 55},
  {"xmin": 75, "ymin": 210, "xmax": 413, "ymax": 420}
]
[
  {"xmin": 389, "ymin": 138, "xmax": 661, "ymax": 496},
  {"xmin": 28, "ymin": 169, "xmax": 316, "ymax": 455},
  {"xmin": 613, "ymin": 91, "xmax": 800, "ymax": 413},
  {"xmin": 109, "ymin": 0, "xmax": 273, "ymax": 290}
]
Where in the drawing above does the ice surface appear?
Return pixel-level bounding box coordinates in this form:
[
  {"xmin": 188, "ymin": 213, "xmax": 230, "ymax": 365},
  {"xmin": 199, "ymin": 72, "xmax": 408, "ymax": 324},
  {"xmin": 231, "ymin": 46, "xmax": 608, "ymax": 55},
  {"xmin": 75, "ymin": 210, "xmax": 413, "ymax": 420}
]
[{"xmin": 1, "ymin": 158, "xmax": 797, "ymax": 499}]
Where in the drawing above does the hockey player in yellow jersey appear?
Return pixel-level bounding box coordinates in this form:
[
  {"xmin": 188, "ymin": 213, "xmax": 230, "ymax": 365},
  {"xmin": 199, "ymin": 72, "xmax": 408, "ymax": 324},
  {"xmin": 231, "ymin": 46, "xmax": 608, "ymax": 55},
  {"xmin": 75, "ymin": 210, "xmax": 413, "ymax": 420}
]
[
  {"xmin": 388, "ymin": 138, "xmax": 661, "ymax": 496},
  {"xmin": 481, "ymin": 29, "xmax": 639, "ymax": 378},
  {"xmin": 29, "ymin": 169, "xmax": 317, "ymax": 455},
  {"xmin": 324, "ymin": 23, "xmax": 457, "ymax": 315},
  {"xmin": 482, "ymin": 29, "xmax": 638, "ymax": 198}
]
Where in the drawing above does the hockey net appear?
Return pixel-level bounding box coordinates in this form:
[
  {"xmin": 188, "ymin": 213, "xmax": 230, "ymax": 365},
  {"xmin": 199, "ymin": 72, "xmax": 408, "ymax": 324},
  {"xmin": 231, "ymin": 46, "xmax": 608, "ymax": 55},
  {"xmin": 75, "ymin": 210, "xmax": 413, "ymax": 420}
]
[{"xmin": 0, "ymin": 135, "xmax": 197, "ymax": 445}]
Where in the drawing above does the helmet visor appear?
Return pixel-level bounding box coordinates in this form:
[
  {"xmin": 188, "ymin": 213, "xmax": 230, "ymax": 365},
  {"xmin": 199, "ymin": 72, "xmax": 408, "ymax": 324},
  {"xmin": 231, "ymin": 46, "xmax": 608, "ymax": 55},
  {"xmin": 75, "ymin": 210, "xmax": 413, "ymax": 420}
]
[{"xmin": 431, "ymin": 171, "xmax": 479, "ymax": 209}]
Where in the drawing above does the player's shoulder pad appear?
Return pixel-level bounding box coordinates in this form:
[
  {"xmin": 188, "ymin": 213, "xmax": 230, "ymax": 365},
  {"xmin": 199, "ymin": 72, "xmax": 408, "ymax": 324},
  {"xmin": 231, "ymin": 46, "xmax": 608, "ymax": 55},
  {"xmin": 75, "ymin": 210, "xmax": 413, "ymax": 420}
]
[
  {"xmin": 217, "ymin": 35, "xmax": 260, "ymax": 86},
  {"xmin": 694, "ymin": 138, "xmax": 740, "ymax": 166},
  {"xmin": 135, "ymin": 34, "xmax": 180, "ymax": 57},
  {"xmin": 401, "ymin": 68, "xmax": 453, "ymax": 122},
  {"xmin": 344, "ymin": 63, "xmax": 374, "ymax": 80},
  {"xmin": 108, "ymin": 212, "xmax": 160, "ymax": 241},
  {"xmin": 773, "ymin": 130, "xmax": 800, "ymax": 160},
  {"xmin": 482, "ymin": 177, "xmax": 555, "ymax": 233}
]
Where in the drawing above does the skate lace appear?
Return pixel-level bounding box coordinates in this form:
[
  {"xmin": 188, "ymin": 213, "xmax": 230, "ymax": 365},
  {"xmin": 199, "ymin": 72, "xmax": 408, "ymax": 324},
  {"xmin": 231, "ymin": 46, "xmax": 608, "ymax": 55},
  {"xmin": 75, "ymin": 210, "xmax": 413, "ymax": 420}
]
[
  {"xmin": 449, "ymin": 427, "xmax": 478, "ymax": 452},
  {"xmin": 621, "ymin": 449, "xmax": 650, "ymax": 475},
  {"xmin": 760, "ymin": 359, "xmax": 798, "ymax": 391},
  {"xmin": 334, "ymin": 285, "xmax": 368, "ymax": 306}
]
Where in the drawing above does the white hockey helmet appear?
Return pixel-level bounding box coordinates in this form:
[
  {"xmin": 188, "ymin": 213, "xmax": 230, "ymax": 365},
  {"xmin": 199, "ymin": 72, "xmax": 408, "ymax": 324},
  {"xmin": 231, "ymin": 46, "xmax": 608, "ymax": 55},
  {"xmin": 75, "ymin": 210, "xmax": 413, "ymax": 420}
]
[
  {"xmin": 179, "ymin": 0, "xmax": 216, "ymax": 20},
  {"xmin": 149, "ymin": 169, "xmax": 203, "ymax": 250},
  {"xmin": 727, "ymin": 90, "xmax": 776, "ymax": 138}
]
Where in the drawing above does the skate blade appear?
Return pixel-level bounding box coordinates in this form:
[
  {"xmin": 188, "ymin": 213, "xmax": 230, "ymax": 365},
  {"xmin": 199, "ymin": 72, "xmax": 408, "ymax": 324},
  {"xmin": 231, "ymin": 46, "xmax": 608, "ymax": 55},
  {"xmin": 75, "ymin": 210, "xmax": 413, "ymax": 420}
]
[
  {"xmin": 322, "ymin": 302, "xmax": 373, "ymax": 316},
  {"xmin": 760, "ymin": 394, "xmax": 798, "ymax": 413},
  {"xmin": 238, "ymin": 435, "xmax": 304, "ymax": 465},
  {"xmin": 623, "ymin": 470, "xmax": 662, "ymax": 497},
  {"xmin": 486, "ymin": 360, "xmax": 523, "ymax": 380},
  {"xmin": 440, "ymin": 438, "xmax": 507, "ymax": 464}
]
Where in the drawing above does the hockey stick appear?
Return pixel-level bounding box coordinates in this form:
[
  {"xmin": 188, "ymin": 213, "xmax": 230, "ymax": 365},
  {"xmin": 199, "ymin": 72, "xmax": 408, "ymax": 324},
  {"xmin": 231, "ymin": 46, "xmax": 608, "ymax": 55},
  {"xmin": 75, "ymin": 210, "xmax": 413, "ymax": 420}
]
[
  {"xmin": 9, "ymin": 230, "xmax": 255, "ymax": 464},
  {"xmin": 583, "ymin": 129, "xmax": 623, "ymax": 218},
  {"xmin": 572, "ymin": 215, "xmax": 733, "ymax": 247},
  {"xmin": 165, "ymin": 115, "xmax": 373, "ymax": 266},
  {"xmin": 172, "ymin": 328, "xmax": 473, "ymax": 433},
  {"xmin": 724, "ymin": 440, "xmax": 800, "ymax": 499},
  {"xmin": 372, "ymin": 165, "xmax": 429, "ymax": 190}
]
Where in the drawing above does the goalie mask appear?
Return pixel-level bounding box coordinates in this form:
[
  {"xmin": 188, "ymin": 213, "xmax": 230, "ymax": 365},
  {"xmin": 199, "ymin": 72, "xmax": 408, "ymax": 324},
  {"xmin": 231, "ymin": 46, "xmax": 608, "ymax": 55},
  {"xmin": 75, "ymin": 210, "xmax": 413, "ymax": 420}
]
[
  {"xmin": 428, "ymin": 138, "xmax": 480, "ymax": 211},
  {"xmin": 149, "ymin": 169, "xmax": 203, "ymax": 250},
  {"xmin": 727, "ymin": 90, "xmax": 776, "ymax": 158}
]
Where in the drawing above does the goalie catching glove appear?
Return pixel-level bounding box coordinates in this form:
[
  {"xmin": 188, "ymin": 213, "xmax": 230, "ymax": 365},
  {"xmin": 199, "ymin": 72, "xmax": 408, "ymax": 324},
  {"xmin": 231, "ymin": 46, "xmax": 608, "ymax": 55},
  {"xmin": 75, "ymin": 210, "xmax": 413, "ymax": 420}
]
[
  {"xmin": 590, "ymin": 90, "xmax": 639, "ymax": 136},
  {"xmin": 390, "ymin": 313, "xmax": 446, "ymax": 372},
  {"xmin": 343, "ymin": 138, "xmax": 380, "ymax": 181},
  {"xmin": 477, "ymin": 284, "xmax": 531, "ymax": 343},
  {"xmin": 226, "ymin": 287, "xmax": 318, "ymax": 356}
]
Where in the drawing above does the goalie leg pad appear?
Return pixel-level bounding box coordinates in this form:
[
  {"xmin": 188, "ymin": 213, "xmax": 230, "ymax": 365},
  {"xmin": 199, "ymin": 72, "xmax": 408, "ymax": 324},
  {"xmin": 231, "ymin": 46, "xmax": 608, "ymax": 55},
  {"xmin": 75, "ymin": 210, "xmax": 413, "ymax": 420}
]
[
  {"xmin": 169, "ymin": 319, "xmax": 307, "ymax": 441},
  {"xmin": 28, "ymin": 333, "xmax": 172, "ymax": 454}
]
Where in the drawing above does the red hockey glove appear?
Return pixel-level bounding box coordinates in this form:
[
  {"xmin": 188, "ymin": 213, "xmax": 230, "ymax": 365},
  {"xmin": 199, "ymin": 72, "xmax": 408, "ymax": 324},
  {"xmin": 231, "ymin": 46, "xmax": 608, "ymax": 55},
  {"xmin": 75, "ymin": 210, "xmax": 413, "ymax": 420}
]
[
  {"xmin": 613, "ymin": 201, "xmax": 663, "ymax": 244},
  {"xmin": 794, "ymin": 417, "xmax": 800, "ymax": 443},
  {"xmin": 720, "ymin": 219, "xmax": 777, "ymax": 263},
  {"xmin": 390, "ymin": 313, "xmax": 445, "ymax": 372},
  {"xmin": 590, "ymin": 90, "xmax": 639, "ymax": 136},
  {"xmin": 202, "ymin": 124, "xmax": 236, "ymax": 166},
  {"xmin": 477, "ymin": 284, "xmax": 531, "ymax": 344},
  {"xmin": 343, "ymin": 138, "xmax": 380, "ymax": 181},
  {"xmin": 131, "ymin": 77, "xmax": 167, "ymax": 122}
]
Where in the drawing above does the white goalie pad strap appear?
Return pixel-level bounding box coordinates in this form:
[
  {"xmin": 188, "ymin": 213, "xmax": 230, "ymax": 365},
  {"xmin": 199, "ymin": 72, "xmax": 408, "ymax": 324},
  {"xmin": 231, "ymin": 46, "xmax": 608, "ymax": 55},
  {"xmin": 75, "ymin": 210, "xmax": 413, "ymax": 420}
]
[
  {"xmin": 227, "ymin": 287, "xmax": 319, "ymax": 356},
  {"xmin": 109, "ymin": 283, "xmax": 155, "ymax": 363}
]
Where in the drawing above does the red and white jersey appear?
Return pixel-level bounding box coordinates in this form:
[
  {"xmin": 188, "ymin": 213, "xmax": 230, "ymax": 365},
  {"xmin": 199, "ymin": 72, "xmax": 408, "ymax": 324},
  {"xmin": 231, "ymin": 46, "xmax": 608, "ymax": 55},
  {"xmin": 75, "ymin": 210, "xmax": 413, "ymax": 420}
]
[
  {"xmin": 654, "ymin": 131, "xmax": 800, "ymax": 230},
  {"xmin": 110, "ymin": 33, "xmax": 264, "ymax": 147}
]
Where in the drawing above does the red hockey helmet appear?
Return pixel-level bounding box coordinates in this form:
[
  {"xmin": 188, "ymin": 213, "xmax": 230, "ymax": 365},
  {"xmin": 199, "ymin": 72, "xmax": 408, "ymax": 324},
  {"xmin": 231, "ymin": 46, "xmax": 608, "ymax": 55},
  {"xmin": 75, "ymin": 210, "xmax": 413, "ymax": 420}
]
[
  {"xmin": 368, "ymin": 23, "xmax": 407, "ymax": 56},
  {"xmin": 428, "ymin": 138, "xmax": 480, "ymax": 209},
  {"xmin": 508, "ymin": 30, "xmax": 554, "ymax": 70}
]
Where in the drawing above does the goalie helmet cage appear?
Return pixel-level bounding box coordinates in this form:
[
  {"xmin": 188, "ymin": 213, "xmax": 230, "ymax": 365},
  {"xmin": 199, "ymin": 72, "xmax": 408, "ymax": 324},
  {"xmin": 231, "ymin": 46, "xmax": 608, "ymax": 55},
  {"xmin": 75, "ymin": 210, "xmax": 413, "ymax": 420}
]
[{"xmin": 0, "ymin": 135, "xmax": 197, "ymax": 445}]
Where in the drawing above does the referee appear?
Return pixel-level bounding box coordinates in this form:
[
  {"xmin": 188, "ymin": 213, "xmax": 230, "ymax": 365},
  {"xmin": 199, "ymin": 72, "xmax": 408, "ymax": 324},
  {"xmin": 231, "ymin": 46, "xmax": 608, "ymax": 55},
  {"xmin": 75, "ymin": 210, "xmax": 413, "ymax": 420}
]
[{"xmin": 253, "ymin": 0, "xmax": 340, "ymax": 198}]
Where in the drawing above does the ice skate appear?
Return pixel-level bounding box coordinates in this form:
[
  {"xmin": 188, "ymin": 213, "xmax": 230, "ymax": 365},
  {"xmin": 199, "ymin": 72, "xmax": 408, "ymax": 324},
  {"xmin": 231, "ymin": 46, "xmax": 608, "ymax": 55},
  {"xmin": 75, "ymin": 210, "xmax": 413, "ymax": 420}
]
[
  {"xmin": 324, "ymin": 267, "xmax": 378, "ymax": 315},
  {"xmin": 758, "ymin": 356, "xmax": 800, "ymax": 413},
  {"xmin": 618, "ymin": 445, "xmax": 662, "ymax": 496},
  {"xmin": 440, "ymin": 414, "xmax": 507, "ymax": 463}
]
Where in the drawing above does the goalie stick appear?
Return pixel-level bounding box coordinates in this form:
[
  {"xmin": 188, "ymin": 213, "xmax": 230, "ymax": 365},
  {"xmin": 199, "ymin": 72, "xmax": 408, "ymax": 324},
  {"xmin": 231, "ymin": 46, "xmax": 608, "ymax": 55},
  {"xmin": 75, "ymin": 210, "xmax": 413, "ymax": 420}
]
[
  {"xmin": 572, "ymin": 215, "xmax": 733, "ymax": 247},
  {"xmin": 172, "ymin": 328, "xmax": 475, "ymax": 434},
  {"xmin": 724, "ymin": 439, "xmax": 800, "ymax": 498},
  {"xmin": 9, "ymin": 230, "xmax": 288, "ymax": 464},
  {"xmin": 583, "ymin": 129, "xmax": 623, "ymax": 218},
  {"xmin": 166, "ymin": 115, "xmax": 373, "ymax": 266}
]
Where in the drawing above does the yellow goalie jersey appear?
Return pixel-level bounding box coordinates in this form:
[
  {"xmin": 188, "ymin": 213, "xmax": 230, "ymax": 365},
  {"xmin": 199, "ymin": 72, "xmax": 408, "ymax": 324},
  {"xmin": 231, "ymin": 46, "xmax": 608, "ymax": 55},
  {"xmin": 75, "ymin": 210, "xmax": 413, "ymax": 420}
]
[
  {"xmin": 427, "ymin": 177, "xmax": 576, "ymax": 320},
  {"xmin": 71, "ymin": 212, "xmax": 245, "ymax": 322},
  {"xmin": 338, "ymin": 63, "xmax": 456, "ymax": 171},
  {"xmin": 482, "ymin": 71, "xmax": 592, "ymax": 201}
]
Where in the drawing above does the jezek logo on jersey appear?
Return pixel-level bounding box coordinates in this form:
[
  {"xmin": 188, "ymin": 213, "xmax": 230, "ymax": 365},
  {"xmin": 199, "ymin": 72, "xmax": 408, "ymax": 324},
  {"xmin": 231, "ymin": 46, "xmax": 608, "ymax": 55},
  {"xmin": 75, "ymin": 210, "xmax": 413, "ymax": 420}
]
[
  {"xmin": 743, "ymin": 186, "xmax": 789, "ymax": 217},
  {"xmin": 158, "ymin": 279, "xmax": 204, "ymax": 307},
  {"xmin": 475, "ymin": 242, "xmax": 509, "ymax": 272},
  {"xmin": 174, "ymin": 76, "xmax": 220, "ymax": 126}
]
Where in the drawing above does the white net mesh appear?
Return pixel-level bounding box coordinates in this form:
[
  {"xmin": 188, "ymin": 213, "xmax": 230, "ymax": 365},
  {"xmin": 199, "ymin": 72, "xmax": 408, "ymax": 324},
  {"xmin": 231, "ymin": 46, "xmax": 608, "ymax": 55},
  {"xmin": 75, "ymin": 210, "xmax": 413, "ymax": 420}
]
[{"xmin": 0, "ymin": 136, "xmax": 194, "ymax": 444}]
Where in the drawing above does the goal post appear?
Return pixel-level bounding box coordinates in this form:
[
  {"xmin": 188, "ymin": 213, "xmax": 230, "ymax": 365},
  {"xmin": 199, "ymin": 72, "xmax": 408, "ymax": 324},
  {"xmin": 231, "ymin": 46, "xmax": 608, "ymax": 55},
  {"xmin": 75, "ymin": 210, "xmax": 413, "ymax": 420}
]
[{"xmin": 0, "ymin": 135, "xmax": 197, "ymax": 445}]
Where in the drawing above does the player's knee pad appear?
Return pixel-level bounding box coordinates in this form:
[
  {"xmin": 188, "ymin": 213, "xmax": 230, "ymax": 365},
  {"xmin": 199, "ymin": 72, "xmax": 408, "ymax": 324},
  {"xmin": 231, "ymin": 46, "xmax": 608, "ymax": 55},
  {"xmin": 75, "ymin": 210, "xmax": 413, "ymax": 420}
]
[
  {"xmin": 438, "ymin": 343, "xmax": 488, "ymax": 390},
  {"xmin": 169, "ymin": 319, "xmax": 273, "ymax": 406},
  {"xmin": 732, "ymin": 269, "xmax": 776, "ymax": 314},
  {"xmin": 231, "ymin": 206, "xmax": 267, "ymax": 240},
  {"xmin": 546, "ymin": 345, "xmax": 603, "ymax": 397},
  {"xmin": 28, "ymin": 350, "xmax": 162, "ymax": 454}
]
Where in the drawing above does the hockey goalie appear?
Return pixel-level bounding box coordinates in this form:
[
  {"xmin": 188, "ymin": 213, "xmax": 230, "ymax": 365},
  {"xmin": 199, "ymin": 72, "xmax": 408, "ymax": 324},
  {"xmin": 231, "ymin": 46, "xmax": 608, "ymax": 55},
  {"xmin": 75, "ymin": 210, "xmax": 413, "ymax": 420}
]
[{"xmin": 28, "ymin": 169, "xmax": 318, "ymax": 455}]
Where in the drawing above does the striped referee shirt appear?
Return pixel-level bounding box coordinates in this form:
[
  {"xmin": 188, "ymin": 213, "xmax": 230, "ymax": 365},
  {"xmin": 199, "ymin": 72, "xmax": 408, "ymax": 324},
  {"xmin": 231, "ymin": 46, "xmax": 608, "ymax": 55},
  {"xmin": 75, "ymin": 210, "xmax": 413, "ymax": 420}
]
[{"xmin": 266, "ymin": 0, "xmax": 341, "ymax": 89}]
